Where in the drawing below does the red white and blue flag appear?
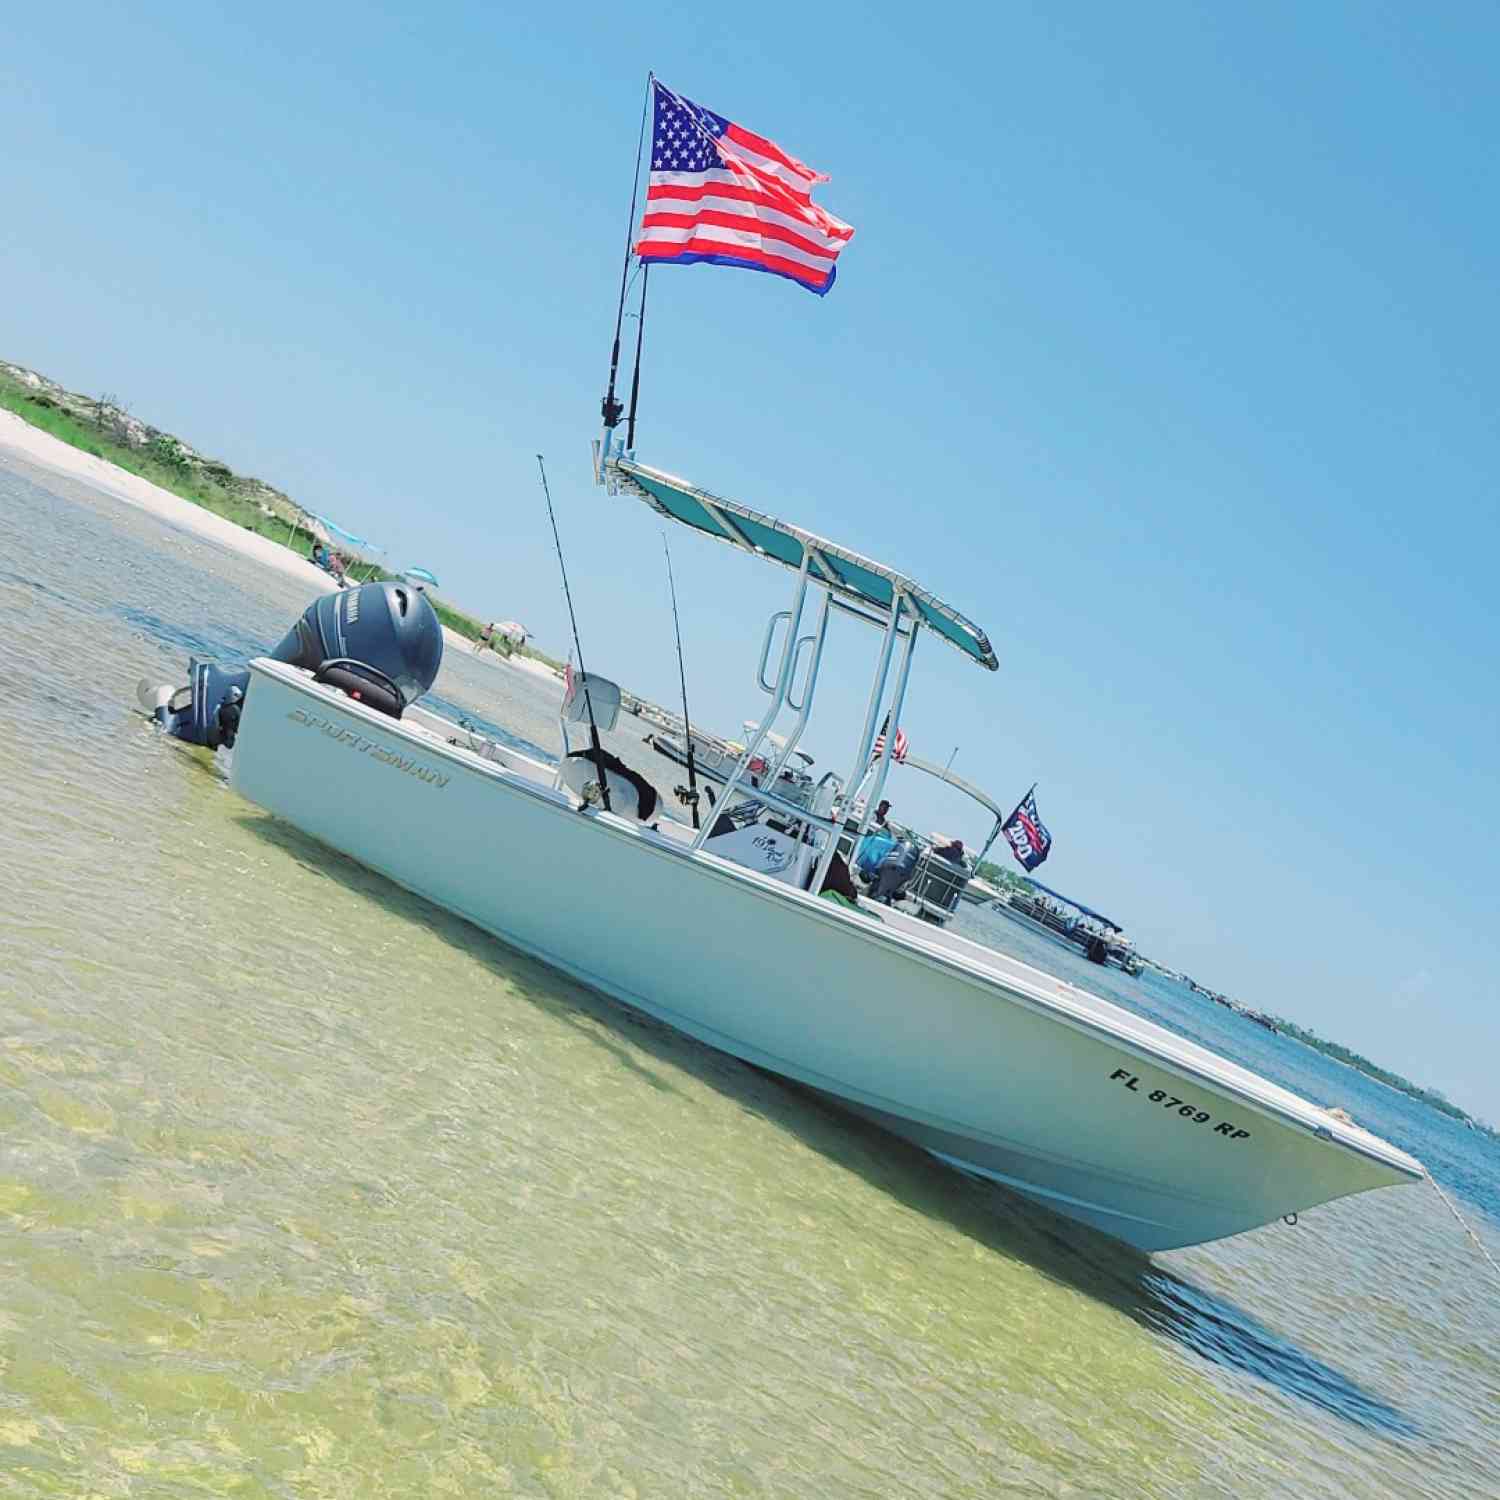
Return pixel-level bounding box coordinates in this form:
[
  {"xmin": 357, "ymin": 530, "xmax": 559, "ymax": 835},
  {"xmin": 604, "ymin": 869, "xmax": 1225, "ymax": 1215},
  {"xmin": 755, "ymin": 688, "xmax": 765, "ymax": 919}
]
[
  {"xmin": 871, "ymin": 713, "xmax": 909, "ymax": 764},
  {"xmin": 636, "ymin": 80, "xmax": 855, "ymax": 297},
  {"xmin": 1002, "ymin": 785, "xmax": 1052, "ymax": 871}
]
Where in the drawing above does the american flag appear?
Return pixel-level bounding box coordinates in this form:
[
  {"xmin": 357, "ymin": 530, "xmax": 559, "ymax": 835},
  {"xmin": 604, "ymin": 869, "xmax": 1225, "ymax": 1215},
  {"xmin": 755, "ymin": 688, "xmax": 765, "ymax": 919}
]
[
  {"xmin": 635, "ymin": 80, "xmax": 854, "ymax": 297},
  {"xmin": 872, "ymin": 714, "xmax": 909, "ymax": 764}
]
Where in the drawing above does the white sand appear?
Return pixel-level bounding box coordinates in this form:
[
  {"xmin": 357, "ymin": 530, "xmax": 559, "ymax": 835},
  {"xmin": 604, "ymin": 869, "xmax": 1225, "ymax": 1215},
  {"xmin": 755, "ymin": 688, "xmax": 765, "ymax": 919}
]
[{"xmin": 0, "ymin": 407, "xmax": 561, "ymax": 682}]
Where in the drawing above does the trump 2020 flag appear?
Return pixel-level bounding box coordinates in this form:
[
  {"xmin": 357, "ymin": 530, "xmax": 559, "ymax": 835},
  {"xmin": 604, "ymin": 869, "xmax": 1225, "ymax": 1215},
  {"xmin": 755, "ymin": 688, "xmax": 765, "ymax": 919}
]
[
  {"xmin": 1002, "ymin": 785, "xmax": 1052, "ymax": 871},
  {"xmin": 636, "ymin": 80, "xmax": 855, "ymax": 296}
]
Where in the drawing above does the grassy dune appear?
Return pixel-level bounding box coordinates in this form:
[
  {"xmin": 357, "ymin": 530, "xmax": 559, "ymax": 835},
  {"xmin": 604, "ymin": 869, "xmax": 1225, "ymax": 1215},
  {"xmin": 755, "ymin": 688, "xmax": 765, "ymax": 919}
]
[{"xmin": 0, "ymin": 362, "xmax": 560, "ymax": 669}]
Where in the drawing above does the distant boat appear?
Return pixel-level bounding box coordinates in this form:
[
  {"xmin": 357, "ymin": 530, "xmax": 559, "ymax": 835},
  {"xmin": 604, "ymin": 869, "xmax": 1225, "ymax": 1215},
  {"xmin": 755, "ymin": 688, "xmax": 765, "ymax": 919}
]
[
  {"xmin": 648, "ymin": 721, "xmax": 818, "ymax": 800},
  {"xmin": 1239, "ymin": 1009, "xmax": 1280, "ymax": 1036}
]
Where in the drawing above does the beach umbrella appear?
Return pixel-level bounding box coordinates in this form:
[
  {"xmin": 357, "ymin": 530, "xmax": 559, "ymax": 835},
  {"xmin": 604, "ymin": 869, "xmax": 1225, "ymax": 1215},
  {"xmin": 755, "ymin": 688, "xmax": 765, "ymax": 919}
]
[
  {"xmin": 308, "ymin": 512, "xmax": 382, "ymax": 552},
  {"xmin": 401, "ymin": 567, "xmax": 440, "ymax": 590},
  {"xmin": 496, "ymin": 620, "xmax": 529, "ymax": 643},
  {"xmin": 301, "ymin": 511, "xmax": 385, "ymax": 579}
]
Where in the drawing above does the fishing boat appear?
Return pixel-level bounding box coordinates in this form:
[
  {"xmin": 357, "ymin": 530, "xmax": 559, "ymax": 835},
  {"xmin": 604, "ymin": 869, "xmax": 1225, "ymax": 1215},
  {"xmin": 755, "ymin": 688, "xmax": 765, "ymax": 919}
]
[
  {"xmin": 647, "ymin": 722, "xmax": 823, "ymax": 811},
  {"xmin": 202, "ymin": 444, "xmax": 1423, "ymax": 1253}
]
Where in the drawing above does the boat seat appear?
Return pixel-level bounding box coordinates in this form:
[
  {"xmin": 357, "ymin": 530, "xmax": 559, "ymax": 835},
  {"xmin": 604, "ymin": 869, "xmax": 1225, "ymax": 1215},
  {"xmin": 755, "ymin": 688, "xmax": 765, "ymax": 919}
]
[
  {"xmin": 314, "ymin": 659, "xmax": 404, "ymax": 719},
  {"xmin": 559, "ymin": 748, "xmax": 659, "ymax": 823}
]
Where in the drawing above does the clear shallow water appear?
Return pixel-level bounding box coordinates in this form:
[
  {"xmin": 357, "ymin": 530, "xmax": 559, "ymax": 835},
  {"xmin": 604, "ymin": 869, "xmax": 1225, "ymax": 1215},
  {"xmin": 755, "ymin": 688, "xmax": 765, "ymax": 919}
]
[{"xmin": 1, "ymin": 453, "xmax": 1498, "ymax": 1499}]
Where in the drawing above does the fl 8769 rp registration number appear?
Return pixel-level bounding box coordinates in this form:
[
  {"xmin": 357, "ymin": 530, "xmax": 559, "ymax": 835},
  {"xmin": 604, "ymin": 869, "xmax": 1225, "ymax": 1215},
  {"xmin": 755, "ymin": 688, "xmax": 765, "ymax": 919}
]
[{"xmin": 1108, "ymin": 1068, "xmax": 1251, "ymax": 1140}]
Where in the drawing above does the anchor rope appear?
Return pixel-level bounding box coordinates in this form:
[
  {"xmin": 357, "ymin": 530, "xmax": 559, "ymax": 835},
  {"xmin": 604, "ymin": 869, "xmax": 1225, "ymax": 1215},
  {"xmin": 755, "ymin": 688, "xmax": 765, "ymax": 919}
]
[{"xmin": 1426, "ymin": 1171, "xmax": 1500, "ymax": 1284}]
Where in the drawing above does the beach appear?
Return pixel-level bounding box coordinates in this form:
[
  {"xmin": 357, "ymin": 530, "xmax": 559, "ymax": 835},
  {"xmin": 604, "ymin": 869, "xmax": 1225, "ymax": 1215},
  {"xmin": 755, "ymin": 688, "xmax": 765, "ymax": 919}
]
[{"xmin": 0, "ymin": 406, "xmax": 561, "ymax": 685}]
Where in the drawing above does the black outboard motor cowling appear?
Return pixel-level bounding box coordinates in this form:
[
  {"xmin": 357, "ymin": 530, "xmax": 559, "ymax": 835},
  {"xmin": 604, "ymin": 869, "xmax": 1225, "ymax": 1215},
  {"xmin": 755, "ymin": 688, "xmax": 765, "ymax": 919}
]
[
  {"xmin": 268, "ymin": 581, "xmax": 442, "ymax": 708},
  {"xmin": 154, "ymin": 581, "xmax": 443, "ymax": 746}
]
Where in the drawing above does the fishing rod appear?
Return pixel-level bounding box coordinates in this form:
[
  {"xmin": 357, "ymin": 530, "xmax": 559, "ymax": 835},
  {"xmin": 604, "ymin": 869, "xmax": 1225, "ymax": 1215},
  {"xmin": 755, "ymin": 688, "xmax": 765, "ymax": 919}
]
[
  {"xmin": 661, "ymin": 534, "xmax": 700, "ymax": 829},
  {"xmin": 601, "ymin": 71, "xmax": 654, "ymax": 431},
  {"xmin": 536, "ymin": 454, "xmax": 611, "ymax": 813},
  {"xmin": 625, "ymin": 263, "xmax": 650, "ymax": 452}
]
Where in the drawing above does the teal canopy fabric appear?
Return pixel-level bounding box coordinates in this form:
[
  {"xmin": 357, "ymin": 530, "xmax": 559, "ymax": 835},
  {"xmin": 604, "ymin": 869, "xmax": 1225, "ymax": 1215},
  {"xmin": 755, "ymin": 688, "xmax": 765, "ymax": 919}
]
[
  {"xmin": 306, "ymin": 511, "xmax": 382, "ymax": 552},
  {"xmin": 611, "ymin": 459, "xmax": 997, "ymax": 670}
]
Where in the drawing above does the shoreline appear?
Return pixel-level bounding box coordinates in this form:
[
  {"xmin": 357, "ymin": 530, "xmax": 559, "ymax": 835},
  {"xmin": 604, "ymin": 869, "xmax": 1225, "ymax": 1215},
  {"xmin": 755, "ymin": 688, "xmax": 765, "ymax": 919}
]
[{"xmin": 0, "ymin": 407, "xmax": 560, "ymax": 684}]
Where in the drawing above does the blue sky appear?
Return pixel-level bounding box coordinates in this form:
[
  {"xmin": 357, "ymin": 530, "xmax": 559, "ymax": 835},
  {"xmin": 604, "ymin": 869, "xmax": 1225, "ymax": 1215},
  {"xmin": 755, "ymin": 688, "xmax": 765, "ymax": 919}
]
[{"xmin": 4, "ymin": 2, "xmax": 1497, "ymax": 1118}]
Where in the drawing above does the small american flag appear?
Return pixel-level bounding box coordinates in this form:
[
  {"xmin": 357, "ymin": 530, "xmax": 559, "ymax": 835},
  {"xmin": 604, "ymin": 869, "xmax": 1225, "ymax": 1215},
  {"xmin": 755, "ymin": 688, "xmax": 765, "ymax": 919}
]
[
  {"xmin": 872, "ymin": 714, "xmax": 909, "ymax": 764},
  {"xmin": 636, "ymin": 80, "xmax": 854, "ymax": 297}
]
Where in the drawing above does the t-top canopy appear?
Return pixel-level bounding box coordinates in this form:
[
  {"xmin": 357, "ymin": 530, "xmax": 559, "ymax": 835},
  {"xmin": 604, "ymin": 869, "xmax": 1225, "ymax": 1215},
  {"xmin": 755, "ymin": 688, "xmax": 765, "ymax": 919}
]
[{"xmin": 608, "ymin": 457, "xmax": 998, "ymax": 670}]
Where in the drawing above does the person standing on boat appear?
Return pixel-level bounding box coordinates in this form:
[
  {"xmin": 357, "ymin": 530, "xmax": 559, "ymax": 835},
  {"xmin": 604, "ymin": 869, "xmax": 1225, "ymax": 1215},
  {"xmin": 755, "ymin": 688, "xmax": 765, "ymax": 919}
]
[{"xmin": 874, "ymin": 799, "xmax": 892, "ymax": 828}]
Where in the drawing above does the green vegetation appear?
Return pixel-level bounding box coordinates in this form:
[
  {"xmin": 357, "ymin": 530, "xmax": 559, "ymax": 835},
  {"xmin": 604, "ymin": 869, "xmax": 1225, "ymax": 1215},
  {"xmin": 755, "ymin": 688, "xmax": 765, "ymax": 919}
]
[
  {"xmin": 0, "ymin": 360, "xmax": 561, "ymax": 671},
  {"xmin": 975, "ymin": 860, "xmax": 1028, "ymax": 893},
  {"xmin": 1, "ymin": 366, "xmax": 317, "ymax": 549},
  {"xmin": 1272, "ymin": 1017, "xmax": 1494, "ymax": 1135}
]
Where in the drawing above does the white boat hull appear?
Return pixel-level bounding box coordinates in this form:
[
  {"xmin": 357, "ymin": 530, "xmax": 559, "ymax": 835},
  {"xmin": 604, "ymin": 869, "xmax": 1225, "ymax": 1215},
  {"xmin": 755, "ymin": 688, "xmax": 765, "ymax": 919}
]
[{"xmin": 230, "ymin": 662, "xmax": 1422, "ymax": 1252}]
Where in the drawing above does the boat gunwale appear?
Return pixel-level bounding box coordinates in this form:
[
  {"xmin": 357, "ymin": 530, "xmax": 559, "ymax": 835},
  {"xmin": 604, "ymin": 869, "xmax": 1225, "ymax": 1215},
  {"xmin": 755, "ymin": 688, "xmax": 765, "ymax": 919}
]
[{"xmin": 244, "ymin": 658, "xmax": 1424, "ymax": 1183}]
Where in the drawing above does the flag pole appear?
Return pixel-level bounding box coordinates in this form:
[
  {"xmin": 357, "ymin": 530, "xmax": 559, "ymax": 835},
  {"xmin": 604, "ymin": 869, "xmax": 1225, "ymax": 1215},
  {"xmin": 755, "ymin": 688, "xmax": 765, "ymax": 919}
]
[
  {"xmin": 601, "ymin": 71, "xmax": 654, "ymax": 439},
  {"xmin": 624, "ymin": 263, "xmax": 650, "ymax": 452}
]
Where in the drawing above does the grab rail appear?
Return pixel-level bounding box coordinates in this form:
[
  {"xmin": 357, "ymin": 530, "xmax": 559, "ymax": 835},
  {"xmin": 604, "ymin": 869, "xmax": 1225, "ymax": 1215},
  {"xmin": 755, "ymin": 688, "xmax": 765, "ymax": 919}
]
[
  {"xmin": 757, "ymin": 612, "xmax": 792, "ymax": 694},
  {"xmin": 694, "ymin": 556, "xmax": 812, "ymax": 853},
  {"xmin": 785, "ymin": 632, "xmax": 818, "ymax": 714}
]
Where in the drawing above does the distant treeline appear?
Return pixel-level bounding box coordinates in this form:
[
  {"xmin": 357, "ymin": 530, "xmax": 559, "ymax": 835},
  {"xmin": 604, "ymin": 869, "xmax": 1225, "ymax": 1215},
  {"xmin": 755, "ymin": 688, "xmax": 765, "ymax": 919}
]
[{"xmin": 1272, "ymin": 1018, "xmax": 1494, "ymax": 1136}]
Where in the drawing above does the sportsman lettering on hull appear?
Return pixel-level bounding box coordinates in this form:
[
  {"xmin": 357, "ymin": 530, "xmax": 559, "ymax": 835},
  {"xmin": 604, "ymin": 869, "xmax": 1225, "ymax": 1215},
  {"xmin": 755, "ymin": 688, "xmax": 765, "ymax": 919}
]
[
  {"xmin": 287, "ymin": 708, "xmax": 450, "ymax": 788},
  {"xmin": 1108, "ymin": 1067, "xmax": 1251, "ymax": 1140}
]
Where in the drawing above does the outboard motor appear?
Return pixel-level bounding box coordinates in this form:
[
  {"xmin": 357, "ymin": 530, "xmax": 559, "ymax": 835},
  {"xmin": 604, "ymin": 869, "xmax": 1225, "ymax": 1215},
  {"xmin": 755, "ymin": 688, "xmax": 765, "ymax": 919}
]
[
  {"xmin": 142, "ymin": 581, "xmax": 443, "ymax": 747},
  {"xmin": 268, "ymin": 580, "xmax": 443, "ymax": 713}
]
